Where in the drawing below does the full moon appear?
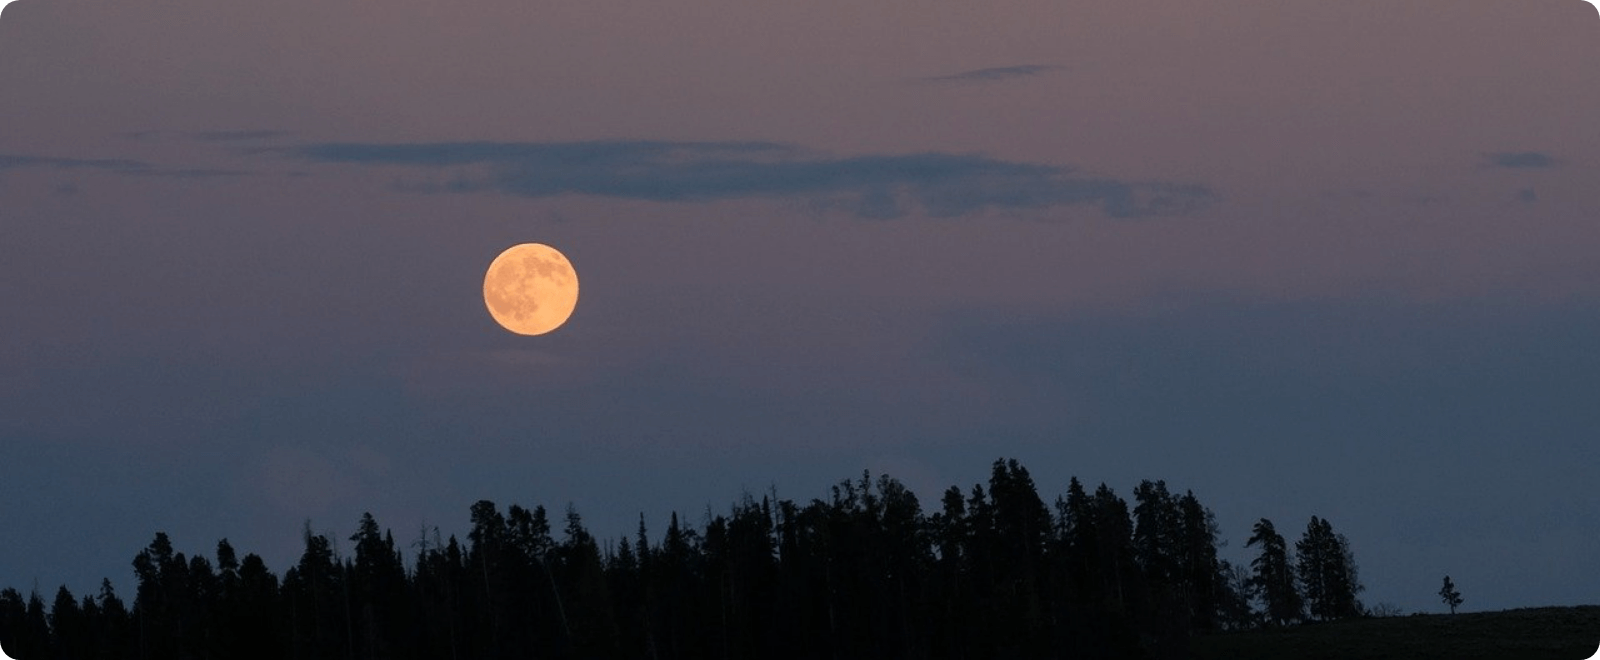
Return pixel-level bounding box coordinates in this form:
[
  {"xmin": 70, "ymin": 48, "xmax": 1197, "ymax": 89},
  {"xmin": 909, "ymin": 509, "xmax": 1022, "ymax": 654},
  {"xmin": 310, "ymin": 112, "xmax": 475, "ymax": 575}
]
[{"xmin": 483, "ymin": 243, "xmax": 579, "ymax": 336}]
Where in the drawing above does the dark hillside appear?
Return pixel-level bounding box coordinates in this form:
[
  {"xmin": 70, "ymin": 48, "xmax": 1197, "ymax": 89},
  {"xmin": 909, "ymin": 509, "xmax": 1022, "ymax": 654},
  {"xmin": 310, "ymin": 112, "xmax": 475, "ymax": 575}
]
[{"xmin": 1192, "ymin": 606, "xmax": 1600, "ymax": 660}]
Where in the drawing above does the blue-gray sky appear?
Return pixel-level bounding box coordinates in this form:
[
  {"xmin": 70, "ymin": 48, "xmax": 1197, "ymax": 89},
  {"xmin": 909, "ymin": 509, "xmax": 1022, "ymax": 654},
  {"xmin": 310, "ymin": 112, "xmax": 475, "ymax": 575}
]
[{"xmin": 2, "ymin": 0, "xmax": 1599, "ymax": 616}]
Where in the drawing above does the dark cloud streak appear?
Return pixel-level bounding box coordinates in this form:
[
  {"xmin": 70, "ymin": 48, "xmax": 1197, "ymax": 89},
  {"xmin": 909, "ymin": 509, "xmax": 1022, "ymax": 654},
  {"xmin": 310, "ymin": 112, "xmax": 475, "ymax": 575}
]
[
  {"xmin": 926, "ymin": 64, "xmax": 1063, "ymax": 83},
  {"xmin": 1485, "ymin": 152, "xmax": 1557, "ymax": 169},
  {"xmin": 290, "ymin": 140, "xmax": 1210, "ymax": 219},
  {"xmin": 0, "ymin": 153, "xmax": 252, "ymax": 179},
  {"xmin": 191, "ymin": 130, "xmax": 292, "ymax": 142},
  {"xmin": 118, "ymin": 168, "xmax": 253, "ymax": 179},
  {"xmin": 0, "ymin": 154, "xmax": 148, "ymax": 173}
]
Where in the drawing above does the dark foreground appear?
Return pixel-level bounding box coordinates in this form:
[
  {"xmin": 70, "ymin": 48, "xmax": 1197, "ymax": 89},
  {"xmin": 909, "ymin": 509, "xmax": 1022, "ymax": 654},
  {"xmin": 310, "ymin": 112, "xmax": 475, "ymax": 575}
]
[{"xmin": 1191, "ymin": 606, "xmax": 1600, "ymax": 660}]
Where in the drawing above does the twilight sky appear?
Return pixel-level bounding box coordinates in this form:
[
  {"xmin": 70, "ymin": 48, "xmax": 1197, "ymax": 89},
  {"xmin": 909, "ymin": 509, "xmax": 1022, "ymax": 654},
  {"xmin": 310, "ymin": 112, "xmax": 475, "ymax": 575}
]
[{"xmin": 2, "ymin": 0, "xmax": 1599, "ymax": 616}]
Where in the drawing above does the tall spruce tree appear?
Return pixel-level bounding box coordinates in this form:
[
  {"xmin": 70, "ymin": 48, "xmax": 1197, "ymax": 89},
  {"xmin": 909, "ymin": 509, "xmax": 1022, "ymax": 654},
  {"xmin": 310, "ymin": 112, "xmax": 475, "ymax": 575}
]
[
  {"xmin": 1246, "ymin": 518, "xmax": 1302, "ymax": 626},
  {"xmin": 233, "ymin": 553, "xmax": 282, "ymax": 660},
  {"xmin": 1297, "ymin": 517, "xmax": 1362, "ymax": 620},
  {"xmin": 22, "ymin": 591, "xmax": 49, "ymax": 660},
  {"xmin": 131, "ymin": 532, "xmax": 185, "ymax": 660},
  {"xmin": 96, "ymin": 577, "xmax": 135, "ymax": 659},
  {"xmin": 281, "ymin": 525, "xmax": 347, "ymax": 660},
  {"xmin": 49, "ymin": 585, "xmax": 88, "ymax": 660},
  {"xmin": 350, "ymin": 513, "xmax": 408, "ymax": 660},
  {"xmin": 1175, "ymin": 491, "xmax": 1228, "ymax": 632},
  {"xmin": 1132, "ymin": 480, "xmax": 1189, "ymax": 657},
  {"xmin": 987, "ymin": 459, "xmax": 1052, "ymax": 655},
  {"xmin": 1295, "ymin": 517, "xmax": 1330, "ymax": 620},
  {"xmin": 1132, "ymin": 480, "xmax": 1180, "ymax": 592}
]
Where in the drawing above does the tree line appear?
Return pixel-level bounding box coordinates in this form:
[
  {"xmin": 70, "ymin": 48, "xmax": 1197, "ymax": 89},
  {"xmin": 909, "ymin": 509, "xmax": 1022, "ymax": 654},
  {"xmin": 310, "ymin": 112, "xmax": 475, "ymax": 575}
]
[{"xmin": 0, "ymin": 458, "xmax": 1363, "ymax": 659}]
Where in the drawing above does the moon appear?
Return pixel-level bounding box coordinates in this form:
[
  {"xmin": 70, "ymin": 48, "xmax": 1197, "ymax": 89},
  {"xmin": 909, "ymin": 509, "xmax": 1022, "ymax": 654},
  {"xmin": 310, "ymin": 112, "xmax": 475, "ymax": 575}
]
[{"xmin": 483, "ymin": 243, "xmax": 579, "ymax": 336}]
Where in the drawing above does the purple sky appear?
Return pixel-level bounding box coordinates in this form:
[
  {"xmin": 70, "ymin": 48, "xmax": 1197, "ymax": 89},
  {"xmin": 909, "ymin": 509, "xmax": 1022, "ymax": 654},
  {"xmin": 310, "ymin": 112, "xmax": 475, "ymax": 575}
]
[{"xmin": 3, "ymin": 0, "xmax": 1599, "ymax": 616}]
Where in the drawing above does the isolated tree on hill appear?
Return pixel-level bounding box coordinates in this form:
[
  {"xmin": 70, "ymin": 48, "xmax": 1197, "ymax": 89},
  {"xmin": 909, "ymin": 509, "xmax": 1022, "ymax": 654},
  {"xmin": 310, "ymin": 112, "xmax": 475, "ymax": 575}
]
[
  {"xmin": 1439, "ymin": 576, "xmax": 1463, "ymax": 615},
  {"xmin": 1246, "ymin": 518, "xmax": 1302, "ymax": 626}
]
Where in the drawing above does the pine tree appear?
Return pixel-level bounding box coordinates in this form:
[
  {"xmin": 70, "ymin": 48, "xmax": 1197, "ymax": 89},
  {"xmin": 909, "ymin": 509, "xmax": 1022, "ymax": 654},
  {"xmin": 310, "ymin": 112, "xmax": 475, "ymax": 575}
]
[
  {"xmin": 1439, "ymin": 576, "xmax": 1463, "ymax": 615},
  {"xmin": 1132, "ymin": 480, "xmax": 1179, "ymax": 590},
  {"xmin": 22, "ymin": 591, "xmax": 49, "ymax": 660},
  {"xmin": 987, "ymin": 459, "xmax": 1052, "ymax": 654},
  {"xmin": 282, "ymin": 525, "xmax": 346, "ymax": 660},
  {"xmin": 50, "ymin": 585, "xmax": 87, "ymax": 660},
  {"xmin": 927, "ymin": 485, "xmax": 969, "ymax": 658},
  {"xmin": 1175, "ymin": 491, "xmax": 1226, "ymax": 632},
  {"xmin": 1324, "ymin": 524, "xmax": 1362, "ymax": 619},
  {"xmin": 1295, "ymin": 517, "xmax": 1330, "ymax": 620},
  {"xmin": 1132, "ymin": 480, "xmax": 1189, "ymax": 657},
  {"xmin": 96, "ymin": 578, "xmax": 135, "ymax": 659},
  {"xmin": 350, "ymin": 513, "xmax": 407, "ymax": 660},
  {"xmin": 466, "ymin": 501, "xmax": 509, "ymax": 659},
  {"xmin": 131, "ymin": 532, "xmax": 184, "ymax": 660},
  {"xmin": 185, "ymin": 553, "xmax": 219, "ymax": 659},
  {"xmin": 233, "ymin": 553, "xmax": 282, "ymax": 660},
  {"xmin": 1296, "ymin": 517, "xmax": 1363, "ymax": 620},
  {"xmin": 559, "ymin": 504, "xmax": 616, "ymax": 657},
  {"xmin": 1055, "ymin": 482, "xmax": 1144, "ymax": 658},
  {"xmin": 1246, "ymin": 519, "xmax": 1301, "ymax": 626}
]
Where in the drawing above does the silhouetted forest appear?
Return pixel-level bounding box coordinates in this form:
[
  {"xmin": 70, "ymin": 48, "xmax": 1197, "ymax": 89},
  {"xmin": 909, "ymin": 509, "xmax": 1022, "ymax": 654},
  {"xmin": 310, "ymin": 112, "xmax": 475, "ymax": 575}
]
[{"xmin": 0, "ymin": 458, "xmax": 1365, "ymax": 660}]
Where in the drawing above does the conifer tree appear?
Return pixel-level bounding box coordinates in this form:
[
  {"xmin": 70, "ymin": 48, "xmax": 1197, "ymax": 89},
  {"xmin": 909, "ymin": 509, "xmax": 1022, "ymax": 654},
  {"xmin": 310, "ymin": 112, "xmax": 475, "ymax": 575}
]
[
  {"xmin": 1176, "ymin": 491, "xmax": 1227, "ymax": 631},
  {"xmin": 987, "ymin": 459, "xmax": 1051, "ymax": 654},
  {"xmin": 1246, "ymin": 518, "xmax": 1302, "ymax": 626},
  {"xmin": 281, "ymin": 525, "xmax": 346, "ymax": 660},
  {"xmin": 49, "ymin": 585, "xmax": 88, "ymax": 660},
  {"xmin": 22, "ymin": 591, "xmax": 48, "ymax": 660},
  {"xmin": 1322, "ymin": 523, "xmax": 1362, "ymax": 619},
  {"xmin": 1439, "ymin": 575, "xmax": 1463, "ymax": 615},
  {"xmin": 234, "ymin": 553, "xmax": 282, "ymax": 660},
  {"xmin": 131, "ymin": 532, "xmax": 184, "ymax": 660},
  {"xmin": 1295, "ymin": 517, "xmax": 1330, "ymax": 619},
  {"xmin": 96, "ymin": 578, "xmax": 135, "ymax": 659},
  {"xmin": 1296, "ymin": 517, "xmax": 1363, "ymax": 620},
  {"xmin": 350, "ymin": 513, "xmax": 406, "ymax": 660},
  {"xmin": 1132, "ymin": 480, "xmax": 1179, "ymax": 589}
]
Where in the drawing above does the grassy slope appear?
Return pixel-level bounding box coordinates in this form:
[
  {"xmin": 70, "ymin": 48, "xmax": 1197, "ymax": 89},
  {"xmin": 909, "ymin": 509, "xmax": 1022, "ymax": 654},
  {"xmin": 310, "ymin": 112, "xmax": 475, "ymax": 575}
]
[{"xmin": 1191, "ymin": 607, "xmax": 1600, "ymax": 660}]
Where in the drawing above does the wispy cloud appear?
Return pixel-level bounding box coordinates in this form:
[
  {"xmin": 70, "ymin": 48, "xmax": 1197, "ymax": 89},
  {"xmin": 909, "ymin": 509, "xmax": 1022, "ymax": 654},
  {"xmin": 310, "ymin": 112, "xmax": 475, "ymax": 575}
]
[
  {"xmin": 117, "ymin": 129, "xmax": 293, "ymax": 143},
  {"xmin": 191, "ymin": 130, "xmax": 292, "ymax": 142},
  {"xmin": 121, "ymin": 168, "xmax": 253, "ymax": 179},
  {"xmin": 926, "ymin": 64, "xmax": 1063, "ymax": 83},
  {"xmin": 289, "ymin": 140, "xmax": 1210, "ymax": 219},
  {"xmin": 0, "ymin": 154, "xmax": 148, "ymax": 173},
  {"xmin": 0, "ymin": 153, "xmax": 252, "ymax": 179},
  {"xmin": 1484, "ymin": 152, "xmax": 1557, "ymax": 169}
]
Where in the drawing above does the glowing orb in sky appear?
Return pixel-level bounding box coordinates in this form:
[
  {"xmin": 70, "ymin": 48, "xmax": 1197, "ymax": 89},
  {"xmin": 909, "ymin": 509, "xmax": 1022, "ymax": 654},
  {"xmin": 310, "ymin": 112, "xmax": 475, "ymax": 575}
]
[{"xmin": 483, "ymin": 243, "xmax": 579, "ymax": 336}]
